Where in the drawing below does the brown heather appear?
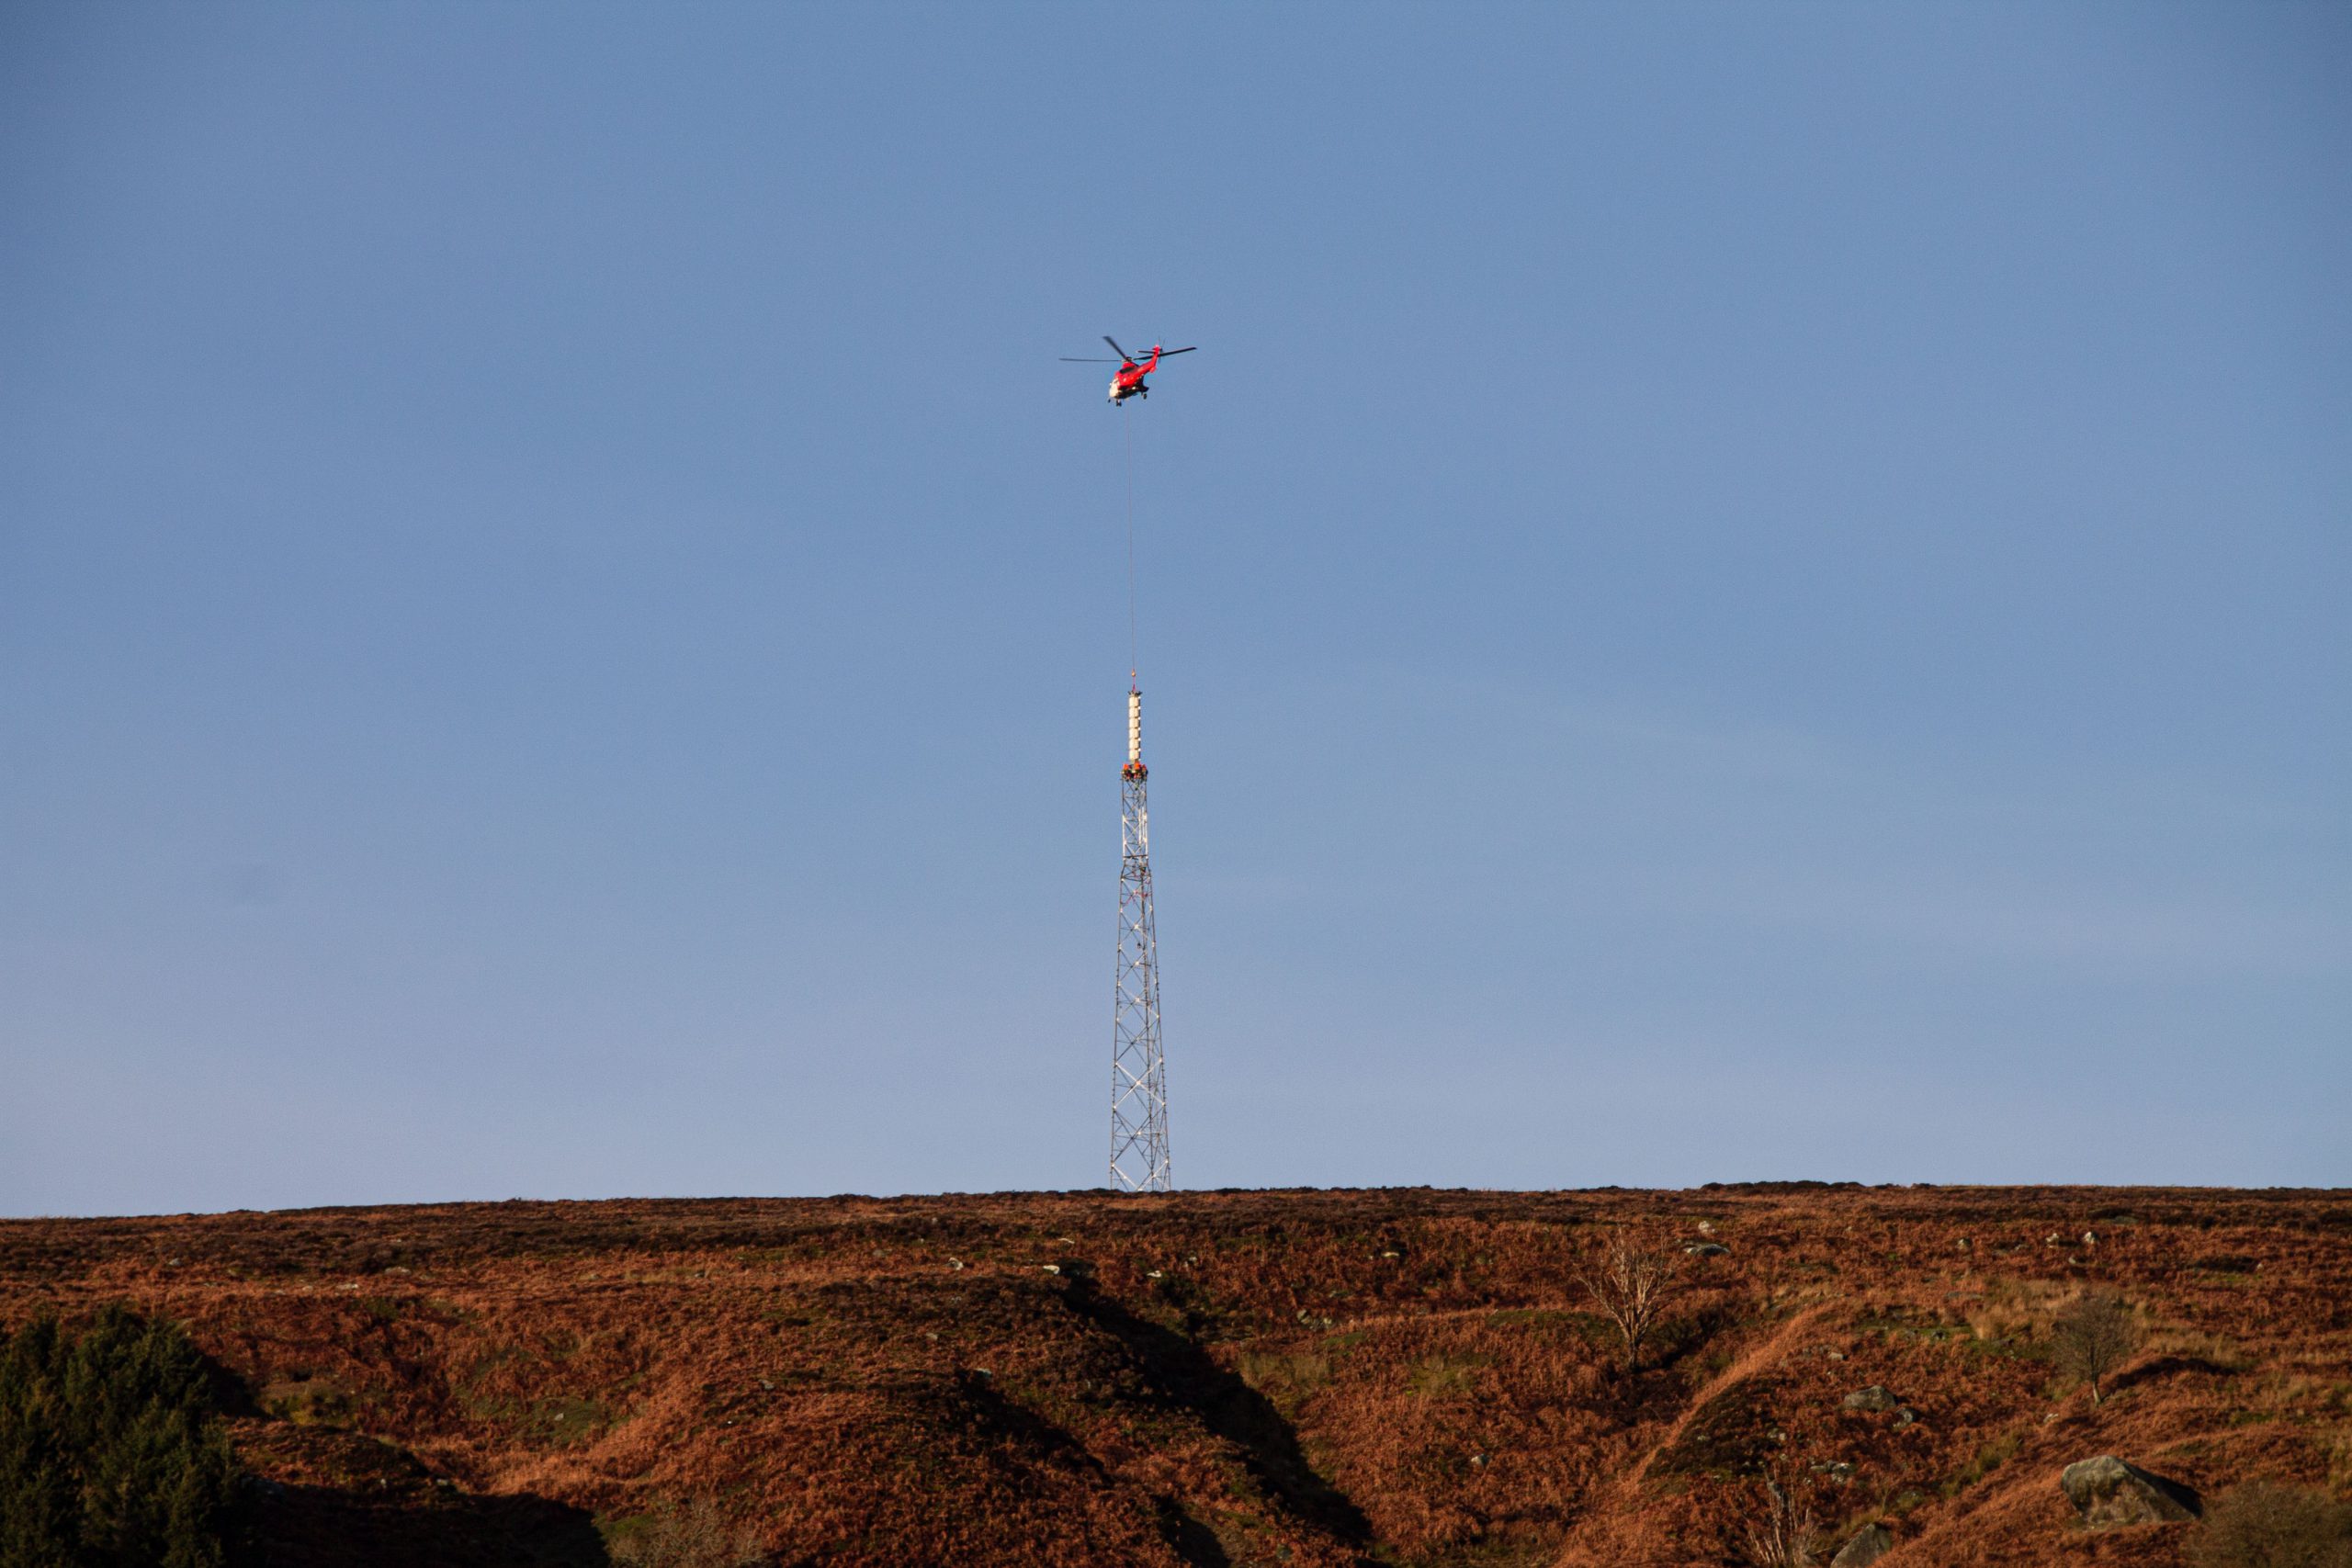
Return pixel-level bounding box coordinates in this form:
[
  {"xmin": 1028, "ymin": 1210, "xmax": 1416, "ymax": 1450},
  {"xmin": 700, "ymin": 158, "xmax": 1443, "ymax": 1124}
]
[{"xmin": 1, "ymin": 1185, "xmax": 2346, "ymax": 1567}]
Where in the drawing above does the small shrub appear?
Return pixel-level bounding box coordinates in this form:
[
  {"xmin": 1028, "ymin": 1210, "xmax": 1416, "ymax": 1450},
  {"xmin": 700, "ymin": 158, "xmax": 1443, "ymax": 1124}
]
[
  {"xmin": 2188, "ymin": 1482, "xmax": 2352, "ymax": 1568},
  {"xmin": 0, "ymin": 1305, "xmax": 243, "ymax": 1568},
  {"xmin": 1737, "ymin": 1477, "xmax": 1824, "ymax": 1568},
  {"xmin": 604, "ymin": 1498, "xmax": 765, "ymax": 1568}
]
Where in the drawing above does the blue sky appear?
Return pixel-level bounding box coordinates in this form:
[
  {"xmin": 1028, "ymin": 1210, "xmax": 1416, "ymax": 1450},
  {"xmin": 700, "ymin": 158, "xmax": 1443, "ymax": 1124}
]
[{"xmin": 3, "ymin": 3, "xmax": 2345, "ymax": 1214}]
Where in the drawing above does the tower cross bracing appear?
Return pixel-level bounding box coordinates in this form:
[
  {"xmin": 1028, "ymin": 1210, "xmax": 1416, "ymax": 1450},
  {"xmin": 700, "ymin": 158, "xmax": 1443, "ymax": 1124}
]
[{"xmin": 1111, "ymin": 684, "xmax": 1170, "ymax": 1192}]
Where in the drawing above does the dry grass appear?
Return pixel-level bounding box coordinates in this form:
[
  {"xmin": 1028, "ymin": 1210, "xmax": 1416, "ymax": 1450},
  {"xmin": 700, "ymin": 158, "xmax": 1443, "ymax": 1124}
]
[{"xmin": 1964, "ymin": 1276, "xmax": 2075, "ymax": 1345}]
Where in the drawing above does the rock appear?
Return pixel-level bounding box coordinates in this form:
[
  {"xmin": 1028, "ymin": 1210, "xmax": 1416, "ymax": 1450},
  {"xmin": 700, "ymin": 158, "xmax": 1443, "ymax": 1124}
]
[
  {"xmin": 1843, "ymin": 1385, "xmax": 1898, "ymax": 1412},
  {"xmin": 1831, "ymin": 1522, "xmax": 1893, "ymax": 1566},
  {"xmin": 1685, "ymin": 1242, "xmax": 1730, "ymax": 1257},
  {"xmin": 2060, "ymin": 1456, "xmax": 2200, "ymax": 1526},
  {"xmin": 1892, "ymin": 1406, "xmax": 1920, "ymax": 1427},
  {"xmin": 1697, "ymin": 1220, "xmax": 1716, "ymax": 1235}
]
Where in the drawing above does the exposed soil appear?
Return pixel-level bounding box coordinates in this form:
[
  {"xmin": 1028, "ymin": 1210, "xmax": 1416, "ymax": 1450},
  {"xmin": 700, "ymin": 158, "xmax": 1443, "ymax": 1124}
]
[{"xmin": 3, "ymin": 1185, "xmax": 2346, "ymax": 1566}]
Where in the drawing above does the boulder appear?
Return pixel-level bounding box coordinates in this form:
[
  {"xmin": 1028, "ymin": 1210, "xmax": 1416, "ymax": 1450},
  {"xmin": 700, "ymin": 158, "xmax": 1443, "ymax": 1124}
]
[
  {"xmin": 1685, "ymin": 1242, "xmax": 1730, "ymax": 1257},
  {"xmin": 2060, "ymin": 1455, "xmax": 2199, "ymax": 1526},
  {"xmin": 1831, "ymin": 1522, "xmax": 1893, "ymax": 1566},
  {"xmin": 1842, "ymin": 1385, "xmax": 1898, "ymax": 1412}
]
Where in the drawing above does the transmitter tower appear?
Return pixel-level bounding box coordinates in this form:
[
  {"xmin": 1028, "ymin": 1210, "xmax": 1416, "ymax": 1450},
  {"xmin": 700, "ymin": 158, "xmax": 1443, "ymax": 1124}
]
[{"xmin": 1110, "ymin": 682, "xmax": 1170, "ymax": 1191}]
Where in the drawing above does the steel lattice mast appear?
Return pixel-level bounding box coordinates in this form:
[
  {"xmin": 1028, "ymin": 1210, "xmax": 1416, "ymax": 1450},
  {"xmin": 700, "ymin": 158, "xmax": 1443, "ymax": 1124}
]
[{"xmin": 1111, "ymin": 682, "xmax": 1170, "ymax": 1191}]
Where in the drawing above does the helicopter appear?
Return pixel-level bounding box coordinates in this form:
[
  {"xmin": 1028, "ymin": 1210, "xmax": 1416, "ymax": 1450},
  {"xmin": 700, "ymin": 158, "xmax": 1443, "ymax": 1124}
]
[{"xmin": 1061, "ymin": 336, "xmax": 1196, "ymax": 405}]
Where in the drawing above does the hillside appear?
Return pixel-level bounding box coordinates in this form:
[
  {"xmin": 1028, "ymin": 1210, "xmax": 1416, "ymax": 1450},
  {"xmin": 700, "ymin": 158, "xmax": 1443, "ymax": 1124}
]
[{"xmin": 2, "ymin": 1186, "xmax": 2346, "ymax": 1566}]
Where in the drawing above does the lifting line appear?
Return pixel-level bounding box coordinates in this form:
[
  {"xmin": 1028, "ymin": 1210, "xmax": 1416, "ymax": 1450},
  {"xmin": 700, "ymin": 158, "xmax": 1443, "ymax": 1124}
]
[{"xmin": 1124, "ymin": 406, "xmax": 1137, "ymax": 686}]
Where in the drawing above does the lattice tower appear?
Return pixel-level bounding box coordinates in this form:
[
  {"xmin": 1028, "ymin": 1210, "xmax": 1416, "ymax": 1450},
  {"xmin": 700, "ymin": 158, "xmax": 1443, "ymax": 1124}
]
[{"xmin": 1111, "ymin": 683, "xmax": 1170, "ymax": 1191}]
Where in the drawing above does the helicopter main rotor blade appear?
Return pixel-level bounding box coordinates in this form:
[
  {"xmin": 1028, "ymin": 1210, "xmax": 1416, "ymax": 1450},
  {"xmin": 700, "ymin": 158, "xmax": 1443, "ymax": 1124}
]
[
  {"xmin": 1060, "ymin": 356, "xmax": 1122, "ymax": 363},
  {"xmin": 1150, "ymin": 346, "xmax": 1197, "ymax": 356},
  {"xmin": 1102, "ymin": 335, "xmax": 1132, "ymax": 362}
]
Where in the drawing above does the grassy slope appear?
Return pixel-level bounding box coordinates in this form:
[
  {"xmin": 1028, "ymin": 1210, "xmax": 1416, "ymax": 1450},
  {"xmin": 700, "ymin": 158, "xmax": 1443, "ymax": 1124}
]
[{"xmin": 1, "ymin": 1186, "xmax": 2346, "ymax": 1567}]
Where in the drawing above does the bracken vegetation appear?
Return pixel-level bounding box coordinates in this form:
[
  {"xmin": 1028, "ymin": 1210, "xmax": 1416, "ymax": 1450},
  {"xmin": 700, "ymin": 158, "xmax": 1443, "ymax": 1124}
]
[
  {"xmin": 0, "ymin": 1185, "xmax": 2346, "ymax": 1567},
  {"xmin": 2188, "ymin": 1483, "xmax": 2352, "ymax": 1568}
]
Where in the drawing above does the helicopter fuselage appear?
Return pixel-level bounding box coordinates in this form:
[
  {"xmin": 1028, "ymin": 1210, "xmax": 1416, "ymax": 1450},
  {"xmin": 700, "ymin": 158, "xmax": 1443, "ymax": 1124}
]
[
  {"xmin": 1064, "ymin": 339, "xmax": 1191, "ymax": 405},
  {"xmin": 1108, "ymin": 352, "xmax": 1159, "ymax": 403}
]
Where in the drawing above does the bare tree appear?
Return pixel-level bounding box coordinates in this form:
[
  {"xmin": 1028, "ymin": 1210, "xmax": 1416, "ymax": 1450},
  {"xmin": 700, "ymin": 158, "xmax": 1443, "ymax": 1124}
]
[
  {"xmin": 1573, "ymin": 1228, "xmax": 1679, "ymax": 1372},
  {"xmin": 1739, "ymin": 1478, "xmax": 1824, "ymax": 1568},
  {"xmin": 2051, "ymin": 1287, "xmax": 2136, "ymax": 1406}
]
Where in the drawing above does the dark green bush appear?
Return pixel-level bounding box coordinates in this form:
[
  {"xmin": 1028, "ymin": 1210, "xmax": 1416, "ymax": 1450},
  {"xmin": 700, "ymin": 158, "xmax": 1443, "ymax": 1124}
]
[{"xmin": 0, "ymin": 1305, "xmax": 242, "ymax": 1568}]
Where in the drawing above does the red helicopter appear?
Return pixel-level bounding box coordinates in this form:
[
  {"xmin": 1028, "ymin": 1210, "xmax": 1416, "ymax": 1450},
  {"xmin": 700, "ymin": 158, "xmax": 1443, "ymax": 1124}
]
[{"xmin": 1061, "ymin": 336, "xmax": 1196, "ymax": 405}]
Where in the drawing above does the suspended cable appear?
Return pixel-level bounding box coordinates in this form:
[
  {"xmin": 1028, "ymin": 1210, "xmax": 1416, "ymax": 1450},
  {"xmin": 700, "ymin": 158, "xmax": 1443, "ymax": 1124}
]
[{"xmin": 1124, "ymin": 406, "xmax": 1137, "ymax": 684}]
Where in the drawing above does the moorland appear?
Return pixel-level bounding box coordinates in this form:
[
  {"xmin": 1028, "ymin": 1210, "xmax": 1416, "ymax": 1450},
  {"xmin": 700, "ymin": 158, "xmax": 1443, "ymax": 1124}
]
[{"xmin": 2, "ymin": 1184, "xmax": 2347, "ymax": 1566}]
